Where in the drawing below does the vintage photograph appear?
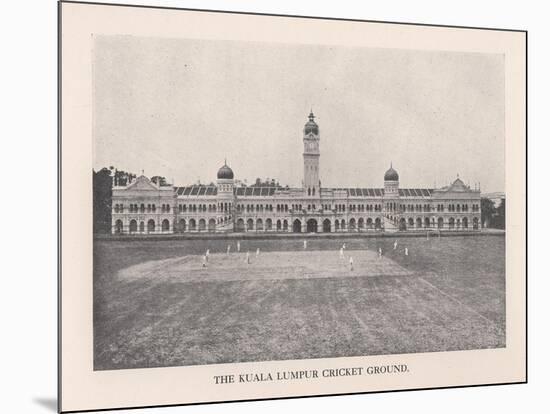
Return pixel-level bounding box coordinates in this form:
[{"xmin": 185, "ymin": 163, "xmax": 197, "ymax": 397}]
[{"xmin": 92, "ymin": 35, "xmax": 506, "ymax": 371}]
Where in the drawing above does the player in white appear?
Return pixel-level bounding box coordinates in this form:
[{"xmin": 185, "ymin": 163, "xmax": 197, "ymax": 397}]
[
  {"xmin": 405, "ymin": 247, "xmax": 409, "ymax": 256},
  {"xmin": 303, "ymin": 240, "xmax": 307, "ymax": 250},
  {"xmin": 378, "ymin": 247, "xmax": 382, "ymax": 258},
  {"xmin": 202, "ymin": 255, "xmax": 207, "ymax": 268},
  {"xmin": 246, "ymin": 251, "xmax": 250, "ymax": 264},
  {"xmin": 256, "ymin": 248, "xmax": 260, "ymax": 257},
  {"xmin": 339, "ymin": 247, "xmax": 345, "ymax": 259},
  {"xmin": 349, "ymin": 256, "xmax": 354, "ymax": 271},
  {"xmin": 205, "ymin": 249, "xmax": 210, "ymax": 262},
  {"xmin": 393, "ymin": 240, "xmax": 398, "ymax": 250},
  {"xmin": 227, "ymin": 245, "xmax": 231, "ymax": 254},
  {"xmin": 237, "ymin": 241, "xmax": 241, "ymax": 252}
]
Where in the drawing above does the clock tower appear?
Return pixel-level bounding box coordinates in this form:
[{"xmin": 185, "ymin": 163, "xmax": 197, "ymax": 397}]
[{"xmin": 303, "ymin": 111, "xmax": 320, "ymax": 196}]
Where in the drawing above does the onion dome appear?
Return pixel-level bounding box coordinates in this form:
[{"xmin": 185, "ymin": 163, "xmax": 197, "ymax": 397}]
[
  {"xmin": 304, "ymin": 111, "xmax": 319, "ymax": 135},
  {"xmin": 217, "ymin": 161, "xmax": 234, "ymax": 180},
  {"xmin": 384, "ymin": 163, "xmax": 399, "ymax": 181}
]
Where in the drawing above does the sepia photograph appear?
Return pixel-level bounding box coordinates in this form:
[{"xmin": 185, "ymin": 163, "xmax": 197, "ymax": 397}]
[{"xmin": 92, "ymin": 35, "xmax": 506, "ymax": 371}]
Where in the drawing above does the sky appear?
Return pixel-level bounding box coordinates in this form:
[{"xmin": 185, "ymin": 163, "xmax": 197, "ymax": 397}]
[{"xmin": 93, "ymin": 35, "xmax": 505, "ymax": 192}]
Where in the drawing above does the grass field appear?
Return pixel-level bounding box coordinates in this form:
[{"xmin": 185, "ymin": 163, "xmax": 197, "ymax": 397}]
[{"xmin": 93, "ymin": 235, "xmax": 505, "ymax": 370}]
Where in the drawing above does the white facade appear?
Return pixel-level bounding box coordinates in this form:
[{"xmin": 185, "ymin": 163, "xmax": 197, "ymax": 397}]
[{"xmin": 111, "ymin": 113, "xmax": 481, "ymax": 235}]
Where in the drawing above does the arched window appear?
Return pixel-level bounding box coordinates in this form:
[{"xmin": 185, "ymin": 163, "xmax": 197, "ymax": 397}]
[
  {"xmin": 139, "ymin": 221, "xmax": 144, "ymax": 233},
  {"xmin": 147, "ymin": 219, "xmax": 155, "ymax": 233},
  {"xmin": 266, "ymin": 218, "xmax": 272, "ymax": 231},
  {"xmin": 283, "ymin": 220, "xmax": 288, "ymax": 231},
  {"xmin": 129, "ymin": 220, "xmax": 138, "ymax": 233},
  {"xmin": 208, "ymin": 218, "xmax": 216, "ymax": 232},
  {"xmin": 198, "ymin": 219, "xmax": 206, "ymax": 231},
  {"xmin": 162, "ymin": 219, "xmax": 170, "ymax": 232},
  {"xmin": 366, "ymin": 218, "xmax": 373, "ymax": 229},
  {"xmin": 114, "ymin": 219, "xmax": 123, "ymax": 234},
  {"xmin": 236, "ymin": 218, "xmax": 245, "ymax": 232},
  {"xmin": 189, "ymin": 218, "xmax": 196, "ymax": 231}
]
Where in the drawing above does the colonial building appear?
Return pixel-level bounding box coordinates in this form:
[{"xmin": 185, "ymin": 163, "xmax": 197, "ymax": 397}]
[{"xmin": 112, "ymin": 112, "xmax": 481, "ymax": 234}]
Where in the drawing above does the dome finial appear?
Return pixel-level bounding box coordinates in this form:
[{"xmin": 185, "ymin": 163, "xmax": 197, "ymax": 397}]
[
  {"xmin": 217, "ymin": 161, "xmax": 234, "ymax": 180},
  {"xmin": 308, "ymin": 110, "xmax": 315, "ymax": 122},
  {"xmin": 384, "ymin": 163, "xmax": 399, "ymax": 181}
]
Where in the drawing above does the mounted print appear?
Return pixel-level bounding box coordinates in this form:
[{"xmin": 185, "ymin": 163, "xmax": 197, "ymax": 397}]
[{"xmin": 59, "ymin": 1, "xmax": 527, "ymax": 412}]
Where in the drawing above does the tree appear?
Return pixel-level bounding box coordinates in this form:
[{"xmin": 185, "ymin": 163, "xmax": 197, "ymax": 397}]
[
  {"xmin": 93, "ymin": 168, "xmax": 113, "ymax": 234},
  {"xmin": 151, "ymin": 176, "xmax": 167, "ymax": 186},
  {"xmin": 480, "ymin": 197, "xmax": 496, "ymax": 228},
  {"xmin": 251, "ymin": 177, "xmax": 280, "ymax": 187},
  {"xmin": 93, "ymin": 167, "xmax": 138, "ymax": 234},
  {"xmin": 113, "ymin": 169, "xmax": 136, "ymax": 187},
  {"xmin": 494, "ymin": 199, "xmax": 506, "ymax": 229}
]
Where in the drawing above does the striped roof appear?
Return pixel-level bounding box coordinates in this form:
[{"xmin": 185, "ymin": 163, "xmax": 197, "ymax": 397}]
[
  {"xmin": 235, "ymin": 186, "xmax": 279, "ymax": 196},
  {"xmin": 175, "ymin": 185, "xmax": 218, "ymax": 197},
  {"xmin": 332, "ymin": 188, "xmax": 434, "ymax": 198},
  {"xmin": 398, "ymin": 188, "xmax": 434, "ymax": 197},
  {"xmin": 175, "ymin": 185, "xmax": 434, "ymax": 198}
]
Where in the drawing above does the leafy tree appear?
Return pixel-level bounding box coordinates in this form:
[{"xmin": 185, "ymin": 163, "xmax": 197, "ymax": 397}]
[
  {"xmin": 93, "ymin": 167, "xmax": 139, "ymax": 234},
  {"xmin": 151, "ymin": 176, "xmax": 167, "ymax": 186},
  {"xmin": 93, "ymin": 168, "xmax": 113, "ymax": 234},
  {"xmin": 112, "ymin": 169, "xmax": 136, "ymax": 187},
  {"xmin": 494, "ymin": 199, "xmax": 506, "ymax": 229},
  {"xmin": 480, "ymin": 197, "xmax": 496, "ymax": 228},
  {"xmin": 251, "ymin": 177, "xmax": 280, "ymax": 187}
]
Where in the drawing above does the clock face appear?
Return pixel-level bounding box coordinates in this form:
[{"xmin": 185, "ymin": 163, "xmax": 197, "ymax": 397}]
[{"xmin": 305, "ymin": 126, "xmax": 318, "ymax": 135}]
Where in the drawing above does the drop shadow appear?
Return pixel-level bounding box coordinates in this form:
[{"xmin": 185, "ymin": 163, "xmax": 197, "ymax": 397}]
[{"xmin": 33, "ymin": 397, "xmax": 57, "ymax": 412}]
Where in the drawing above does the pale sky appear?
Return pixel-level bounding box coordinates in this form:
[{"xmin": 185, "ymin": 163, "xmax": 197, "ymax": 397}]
[{"xmin": 93, "ymin": 35, "xmax": 504, "ymax": 192}]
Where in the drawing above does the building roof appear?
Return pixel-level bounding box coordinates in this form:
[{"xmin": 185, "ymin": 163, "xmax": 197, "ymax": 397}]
[
  {"xmin": 217, "ymin": 162, "xmax": 234, "ymax": 180},
  {"xmin": 176, "ymin": 185, "xmax": 218, "ymax": 197},
  {"xmin": 437, "ymin": 177, "xmax": 475, "ymax": 193},
  {"xmin": 175, "ymin": 185, "xmax": 435, "ymax": 199},
  {"xmin": 384, "ymin": 165, "xmax": 399, "ymax": 181}
]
